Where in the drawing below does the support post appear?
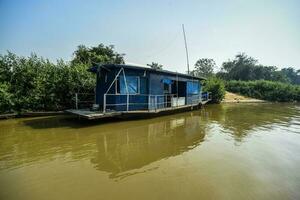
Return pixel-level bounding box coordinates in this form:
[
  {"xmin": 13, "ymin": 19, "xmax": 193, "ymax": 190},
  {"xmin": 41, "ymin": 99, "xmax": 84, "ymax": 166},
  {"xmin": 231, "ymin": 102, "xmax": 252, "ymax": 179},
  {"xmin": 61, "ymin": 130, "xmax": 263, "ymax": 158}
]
[
  {"xmin": 127, "ymin": 94, "xmax": 129, "ymax": 111},
  {"xmin": 148, "ymin": 95, "xmax": 150, "ymax": 111},
  {"xmin": 155, "ymin": 95, "xmax": 157, "ymax": 111},
  {"xmin": 75, "ymin": 93, "xmax": 78, "ymax": 110},
  {"xmin": 103, "ymin": 94, "xmax": 106, "ymax": 113}
]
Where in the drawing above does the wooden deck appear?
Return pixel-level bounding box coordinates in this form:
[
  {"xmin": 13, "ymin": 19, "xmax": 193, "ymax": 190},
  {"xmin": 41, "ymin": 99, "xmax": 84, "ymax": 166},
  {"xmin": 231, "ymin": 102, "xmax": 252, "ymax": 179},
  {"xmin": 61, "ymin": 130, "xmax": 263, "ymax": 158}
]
[
  {"xmin": 65, "ymin": 102, "xmax": 207, "ymax": 120},
  {"xmin": 65, "ymin": 109, "xmax": 122, "ymax": 120}
]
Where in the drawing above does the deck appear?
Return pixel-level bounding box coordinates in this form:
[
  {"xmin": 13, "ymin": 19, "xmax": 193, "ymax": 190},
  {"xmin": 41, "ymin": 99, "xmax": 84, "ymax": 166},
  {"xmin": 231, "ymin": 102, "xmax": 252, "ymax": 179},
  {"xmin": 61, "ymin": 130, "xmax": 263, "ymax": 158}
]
[{"xmin": 66, "ymin": 102, "xmax": 208, "ymax": 120}]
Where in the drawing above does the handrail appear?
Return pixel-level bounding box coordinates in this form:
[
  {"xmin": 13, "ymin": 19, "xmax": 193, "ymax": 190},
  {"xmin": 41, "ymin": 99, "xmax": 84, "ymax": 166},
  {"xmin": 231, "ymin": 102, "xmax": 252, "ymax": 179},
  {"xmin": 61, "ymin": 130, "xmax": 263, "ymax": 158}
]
[
  {"xmin": 103, "ymin": 93, "xmax": 202, "ymax": 113},
  {"xmin": 74, "ymin": 92, "xmax": 211, "ymax": 112}
]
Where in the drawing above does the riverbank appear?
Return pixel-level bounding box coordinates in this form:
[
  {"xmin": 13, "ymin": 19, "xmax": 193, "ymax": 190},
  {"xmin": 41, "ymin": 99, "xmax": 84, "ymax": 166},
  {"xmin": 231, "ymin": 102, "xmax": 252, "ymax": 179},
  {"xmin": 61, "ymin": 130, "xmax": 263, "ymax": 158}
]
[
  {"xmin": 0, "ymin": 92, "xmax": 267, "ymax": 120},
  {"xmin": 222, "ymin": 92, "xmax": 267, "ymax": 103}
]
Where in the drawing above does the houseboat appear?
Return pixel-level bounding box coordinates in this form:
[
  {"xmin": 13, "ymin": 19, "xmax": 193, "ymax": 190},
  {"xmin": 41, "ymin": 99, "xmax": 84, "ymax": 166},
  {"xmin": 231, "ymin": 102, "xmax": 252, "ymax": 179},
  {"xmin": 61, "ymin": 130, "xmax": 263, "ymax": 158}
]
[{"xmin": 66, "ymin": 64, "xmax": 211, "ymax": 119}]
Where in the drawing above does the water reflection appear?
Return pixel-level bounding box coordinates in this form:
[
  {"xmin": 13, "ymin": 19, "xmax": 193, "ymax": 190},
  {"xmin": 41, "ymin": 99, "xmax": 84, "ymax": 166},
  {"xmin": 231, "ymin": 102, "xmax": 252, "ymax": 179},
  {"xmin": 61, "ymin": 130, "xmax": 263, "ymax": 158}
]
[
  {"xmin": 204, "ymin": 103, "xmax": 300, "ymax": 141},
  {"xmin": 0, "ymin": 103, "xmax": 299, "ymax": 178},
  {"xmin": 91, "ymin": 114, "xmax": 207, "ymax": 179}
]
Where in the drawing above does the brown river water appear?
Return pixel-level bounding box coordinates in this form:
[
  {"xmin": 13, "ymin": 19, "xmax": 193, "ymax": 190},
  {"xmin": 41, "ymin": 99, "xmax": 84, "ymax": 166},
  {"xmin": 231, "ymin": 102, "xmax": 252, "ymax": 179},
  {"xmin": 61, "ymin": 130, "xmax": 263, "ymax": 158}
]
[{"xmin": 0, "ymin": 103, "xmax": 300, "ymax": 200}]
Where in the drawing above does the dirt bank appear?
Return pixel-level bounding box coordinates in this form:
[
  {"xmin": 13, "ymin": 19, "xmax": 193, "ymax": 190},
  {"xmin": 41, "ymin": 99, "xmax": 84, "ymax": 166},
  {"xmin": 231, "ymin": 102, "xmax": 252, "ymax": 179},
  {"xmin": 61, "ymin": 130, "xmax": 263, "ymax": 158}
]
[{"xmin": 222, "ymin": 92, "xmax": 267, "ymax": 103}]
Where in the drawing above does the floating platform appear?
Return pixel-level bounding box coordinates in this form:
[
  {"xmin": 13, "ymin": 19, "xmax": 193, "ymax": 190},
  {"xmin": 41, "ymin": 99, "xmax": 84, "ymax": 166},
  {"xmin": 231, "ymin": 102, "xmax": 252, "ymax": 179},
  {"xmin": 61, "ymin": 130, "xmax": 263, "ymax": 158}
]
[{"xmin": 66, "ymin": 103, "xmax": 207, "ymax": 120}]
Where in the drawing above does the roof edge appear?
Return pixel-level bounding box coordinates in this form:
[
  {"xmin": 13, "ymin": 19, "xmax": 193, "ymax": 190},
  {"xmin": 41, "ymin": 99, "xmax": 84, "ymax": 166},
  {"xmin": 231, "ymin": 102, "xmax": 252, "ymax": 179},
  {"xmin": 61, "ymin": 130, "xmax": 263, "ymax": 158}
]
[{"xmin": 89, "ymin": 64, "xmax": 207, "ymax": 80}]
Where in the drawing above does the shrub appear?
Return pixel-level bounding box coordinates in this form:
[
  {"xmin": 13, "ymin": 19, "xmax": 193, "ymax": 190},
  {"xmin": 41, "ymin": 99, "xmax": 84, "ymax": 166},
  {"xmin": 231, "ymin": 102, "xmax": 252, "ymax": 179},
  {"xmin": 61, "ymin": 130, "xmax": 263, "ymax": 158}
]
[
  {"xmin": 203, "ymin": 77, "xmax": 225, "ymax": 103},
  {"xmin": 0, "ymin": 83, "xmax": 14, "ymax": 113},
  {"xmin": 226, "ymin": 80, "xmax": 300, "ymax": 102}
]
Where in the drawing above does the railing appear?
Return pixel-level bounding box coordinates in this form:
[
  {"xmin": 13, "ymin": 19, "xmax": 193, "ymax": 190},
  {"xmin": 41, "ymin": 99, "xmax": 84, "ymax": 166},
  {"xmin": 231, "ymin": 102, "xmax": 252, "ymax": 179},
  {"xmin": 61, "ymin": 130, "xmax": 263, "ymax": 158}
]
[
  {"xmin": 74, "ymin": 93, "xmax": 95, "ymax": 109},
  {"xmin": 73, "ymin": 92, "xmax": 212, "ymax": 112},
  {"xmin": 103, "ymin": 94, "xmax": 202, "ymax": 113}
]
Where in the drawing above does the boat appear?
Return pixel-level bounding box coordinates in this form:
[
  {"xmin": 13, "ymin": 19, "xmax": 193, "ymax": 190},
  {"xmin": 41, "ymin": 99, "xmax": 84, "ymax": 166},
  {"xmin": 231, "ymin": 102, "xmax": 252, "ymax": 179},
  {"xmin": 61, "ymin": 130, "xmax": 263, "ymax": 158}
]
[{"xmin": 66, "ymin": 64, "xmax": 211, "ymax": 119}]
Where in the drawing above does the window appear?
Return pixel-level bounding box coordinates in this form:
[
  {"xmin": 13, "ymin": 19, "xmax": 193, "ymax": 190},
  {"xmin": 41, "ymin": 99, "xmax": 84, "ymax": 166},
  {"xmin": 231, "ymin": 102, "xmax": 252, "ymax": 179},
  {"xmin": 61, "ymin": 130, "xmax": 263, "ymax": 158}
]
[
  {"xmin": 162, "ymin": 79, "xmax": 172, "ymax": 93},
  {"xmin": 187, "ymin": 81, "xmax": 199, "ymax": 94},
  {"xmin": 164, "ymin": 83, "xmax": 171, "ymax": 93},
  {"xmin": 117, "ymin": 76, "xmax": 140, "ymax": 94}
]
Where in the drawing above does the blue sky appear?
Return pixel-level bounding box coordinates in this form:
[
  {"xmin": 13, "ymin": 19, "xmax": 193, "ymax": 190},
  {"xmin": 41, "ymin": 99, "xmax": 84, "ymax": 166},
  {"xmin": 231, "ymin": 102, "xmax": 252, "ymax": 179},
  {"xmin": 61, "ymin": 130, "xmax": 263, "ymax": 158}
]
[{"xmin": 1, "ymin": 0, "xmax": 300, "ymax": 73}]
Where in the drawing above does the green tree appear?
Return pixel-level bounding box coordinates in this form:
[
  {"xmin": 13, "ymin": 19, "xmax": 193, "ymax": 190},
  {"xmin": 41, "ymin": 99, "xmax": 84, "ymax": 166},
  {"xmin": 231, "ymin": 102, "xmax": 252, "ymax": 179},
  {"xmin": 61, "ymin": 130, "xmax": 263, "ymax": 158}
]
[
  {"xmin": 194, "ymin": 58, "xmax": 215, "ymax": 77},
  {"xmin": 221, "ymin": 53, "xmax": 258, "ymax": 80},
  {"xmin": 280, "ymin": 67, "xmax": 300, "ymax": 85},
  {"xmin": 219, "ymin": 53, "xmax": 291, "ymax": 83},
  {"xmin": 0, "ymin": 83, "xmax": 14, "ymax": 113},
  {"xmin": 0, "ymin": 44, "xmax": 125, "ymax": 114},
  {"xmin": 71, "ymin": 44, "xmax": 125, "ymax": 66},
  {"xmin": 147, "ymin": 62, "xmax": 163, "ymax": 70}
]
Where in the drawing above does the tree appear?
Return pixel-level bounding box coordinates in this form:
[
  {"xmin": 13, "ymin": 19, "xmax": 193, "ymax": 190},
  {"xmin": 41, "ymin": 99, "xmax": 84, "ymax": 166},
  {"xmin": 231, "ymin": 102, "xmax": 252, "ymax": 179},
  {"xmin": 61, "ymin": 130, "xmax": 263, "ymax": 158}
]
[
  {"xmin": 219, "ymin": 53, "xmax": 290, "ymax": 83},
  {"xmin": 71, "ymin": 44, "xmax": 125, "ymax": 66},
  {"xmin": 147, "ymin": 62, "xmax": 163, "ymax": 70},
  {"xmin": 280, "ymin": 67, "xmax": 300, "ymax": 85},
  {"xmin": 194, "ymin": 58, "xmax": 215, "ymax": 77},
  {"xmin": 221, "ymin": 53, "xmax": 258, "ymax": 81}
]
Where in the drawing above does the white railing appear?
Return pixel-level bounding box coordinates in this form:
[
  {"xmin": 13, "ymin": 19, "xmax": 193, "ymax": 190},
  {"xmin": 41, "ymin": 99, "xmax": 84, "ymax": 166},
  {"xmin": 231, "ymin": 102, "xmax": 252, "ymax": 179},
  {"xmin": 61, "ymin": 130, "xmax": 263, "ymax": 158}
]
[
  {"xmin": 74, "ymin": 93, "xmax": 95, "ymax": 109},
  {"xmin": 73, "ymin": 92, "xmax": 211, "ymax": 112},
  {"xmin": 103, "ymin": 94, "xmax": 202, "ymax": 113}
]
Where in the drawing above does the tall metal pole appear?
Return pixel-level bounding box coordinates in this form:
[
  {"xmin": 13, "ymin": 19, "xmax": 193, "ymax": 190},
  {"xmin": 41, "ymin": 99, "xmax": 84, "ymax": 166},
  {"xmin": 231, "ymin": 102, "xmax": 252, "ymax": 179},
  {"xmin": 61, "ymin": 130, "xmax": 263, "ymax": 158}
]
[{"xmin": 182, "ymin": 24, "xmax": 190, "ymax": 74}]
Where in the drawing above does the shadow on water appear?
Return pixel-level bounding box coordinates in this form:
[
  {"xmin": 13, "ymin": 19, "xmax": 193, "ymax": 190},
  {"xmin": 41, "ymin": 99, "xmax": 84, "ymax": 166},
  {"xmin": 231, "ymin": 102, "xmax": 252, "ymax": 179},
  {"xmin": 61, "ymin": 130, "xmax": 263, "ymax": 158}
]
[
  {"xmin": 1, "ymin": 103, "xmax": 299, "ymax": 179},
  {"xmin": 21, "ymin": 115, "xmax": 126, "ymax": 129}
]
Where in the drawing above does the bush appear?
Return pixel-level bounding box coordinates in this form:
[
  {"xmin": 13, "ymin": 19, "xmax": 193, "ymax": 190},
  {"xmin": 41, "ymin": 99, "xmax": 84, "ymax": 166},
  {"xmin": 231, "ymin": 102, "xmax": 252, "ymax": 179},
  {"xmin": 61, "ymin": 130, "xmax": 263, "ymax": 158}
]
[
  {"xmin": 0, "ymin": 53, "xmax": 95, "ymax": 114},
  {"xmin": 203, "ymin": 77, "xmax": 225, "ymax": 103},
  {"xmin": 226, "ymin": 80, "xmax": 300, "ymax": 102},
  {"xmin": 0, "ymin": 83, "xmax": 14, "ymax": 113}
]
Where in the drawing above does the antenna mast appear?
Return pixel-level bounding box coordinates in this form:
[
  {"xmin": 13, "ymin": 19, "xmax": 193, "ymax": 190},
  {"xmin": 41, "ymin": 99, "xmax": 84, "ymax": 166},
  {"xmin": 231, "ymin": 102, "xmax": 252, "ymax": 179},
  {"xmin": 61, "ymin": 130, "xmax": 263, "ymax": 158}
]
[{"xmin": 182, "ymin": 24, "xmax": 190, "ymax": 74}]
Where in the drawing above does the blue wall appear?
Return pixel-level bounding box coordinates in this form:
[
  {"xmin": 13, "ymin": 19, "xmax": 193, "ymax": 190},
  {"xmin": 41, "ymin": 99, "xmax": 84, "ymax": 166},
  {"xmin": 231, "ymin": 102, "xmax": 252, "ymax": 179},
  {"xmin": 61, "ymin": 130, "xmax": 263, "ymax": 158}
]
[{"xmin": 95, "ymin": 67, "xmax": 201, "ymax": 111}]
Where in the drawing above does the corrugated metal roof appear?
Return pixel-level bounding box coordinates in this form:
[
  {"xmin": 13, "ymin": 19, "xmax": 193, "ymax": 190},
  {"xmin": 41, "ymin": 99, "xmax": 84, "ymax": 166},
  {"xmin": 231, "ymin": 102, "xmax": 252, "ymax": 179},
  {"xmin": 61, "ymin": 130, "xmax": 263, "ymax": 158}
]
[{"xmin": 89, "ymin": 64, "xmax": 206, "ymax": 80}]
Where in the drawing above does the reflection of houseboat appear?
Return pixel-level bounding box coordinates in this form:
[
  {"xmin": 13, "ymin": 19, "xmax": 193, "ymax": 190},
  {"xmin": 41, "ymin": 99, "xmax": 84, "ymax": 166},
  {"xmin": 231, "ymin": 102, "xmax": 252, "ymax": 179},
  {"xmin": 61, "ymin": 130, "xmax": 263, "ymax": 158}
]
[
  {"xmin": 67, "ymin": 64, "xmax": 211, "ymax": 119},
  {"xmin": 91, "ymin": 113, "xmax": 206, "ymax": 178}
]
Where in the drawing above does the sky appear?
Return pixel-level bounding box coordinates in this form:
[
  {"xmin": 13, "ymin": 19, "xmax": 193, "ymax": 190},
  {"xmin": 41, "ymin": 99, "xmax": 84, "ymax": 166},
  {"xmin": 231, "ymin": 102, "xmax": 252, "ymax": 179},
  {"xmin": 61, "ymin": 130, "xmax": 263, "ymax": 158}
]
[{"xmin": 0, "ymin": 0, "xmax": 300, "ymax": 73}]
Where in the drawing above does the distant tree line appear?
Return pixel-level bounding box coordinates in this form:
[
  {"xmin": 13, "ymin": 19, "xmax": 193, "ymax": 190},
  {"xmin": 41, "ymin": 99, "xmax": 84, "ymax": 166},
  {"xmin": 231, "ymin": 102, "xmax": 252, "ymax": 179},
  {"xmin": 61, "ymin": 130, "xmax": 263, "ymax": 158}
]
[{"xmin": 191, "ymin": 53, "xmax": 300, "ymax": 102}]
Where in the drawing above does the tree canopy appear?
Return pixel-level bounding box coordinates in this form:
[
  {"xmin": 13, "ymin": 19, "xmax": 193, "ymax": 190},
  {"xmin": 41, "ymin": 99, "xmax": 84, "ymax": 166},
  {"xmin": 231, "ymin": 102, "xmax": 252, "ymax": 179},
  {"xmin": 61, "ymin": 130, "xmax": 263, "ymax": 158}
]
[
  {"xmin": 193, "ymin": 58, "xmax": 215, "ymax": 77},
  {"xmin": 217, "ymin": 53, "xmax": 291, "ymax": 83},
  {"xmin": 71, "ymin": 44, "xmax": 125, "ymax": 66},
  {"xmin": 147, "ymin": 62, "xmax": 163, "ymax": 70}
]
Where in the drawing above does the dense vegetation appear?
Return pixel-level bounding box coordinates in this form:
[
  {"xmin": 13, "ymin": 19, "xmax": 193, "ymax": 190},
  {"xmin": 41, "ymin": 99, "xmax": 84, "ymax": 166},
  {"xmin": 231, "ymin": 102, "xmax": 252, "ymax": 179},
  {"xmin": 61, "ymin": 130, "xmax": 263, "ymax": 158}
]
[
  {"xmin": 191, "ymin": 54, "xmax": 300, "ymax": 102},
  {"xmin": 226, "ymin": 80, "xmax": 300, "ymax": 102},
  {"xmin": 216, "ymin": 53, "xmax": 300, "ymax": 84},
  {"xmin": 1, "ymin": 43, "xmax": 299, "ymax": 114},
  {"xmin": 0, "ymin": 44, "xmax": 124, "ymax": 114},
  {"xmin": 202, "ymin": 77, "xmax": 225, "ymax": 103}
]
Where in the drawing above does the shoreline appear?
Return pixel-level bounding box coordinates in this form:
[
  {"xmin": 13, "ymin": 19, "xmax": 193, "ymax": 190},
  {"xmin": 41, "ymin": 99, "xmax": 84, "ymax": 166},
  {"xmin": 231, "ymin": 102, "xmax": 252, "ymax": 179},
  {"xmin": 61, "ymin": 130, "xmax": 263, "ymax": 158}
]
[{"xmin": 221, "ymin": 99, "xmax": 267, "ymax": 103}]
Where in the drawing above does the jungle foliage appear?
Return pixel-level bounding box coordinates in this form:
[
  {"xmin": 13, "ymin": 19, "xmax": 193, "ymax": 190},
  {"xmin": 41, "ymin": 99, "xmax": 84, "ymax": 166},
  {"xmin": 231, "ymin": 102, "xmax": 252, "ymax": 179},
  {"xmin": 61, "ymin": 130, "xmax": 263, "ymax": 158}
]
[{"xmin": 0, "ymin": 44, "xmax": 124, "ymax": 113}]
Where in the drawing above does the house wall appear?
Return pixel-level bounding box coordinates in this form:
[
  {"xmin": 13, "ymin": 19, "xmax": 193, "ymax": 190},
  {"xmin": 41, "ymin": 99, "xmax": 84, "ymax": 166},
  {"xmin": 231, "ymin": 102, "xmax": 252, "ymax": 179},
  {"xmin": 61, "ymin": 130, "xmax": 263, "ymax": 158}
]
[{"xmin": 95, "ymin": 67, "xmax": 202, "ymax": 111}]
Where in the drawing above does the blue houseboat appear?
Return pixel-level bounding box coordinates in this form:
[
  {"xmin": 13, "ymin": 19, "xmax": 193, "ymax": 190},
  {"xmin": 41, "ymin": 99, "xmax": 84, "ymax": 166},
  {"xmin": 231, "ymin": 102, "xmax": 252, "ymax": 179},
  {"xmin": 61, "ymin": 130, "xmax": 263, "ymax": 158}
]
[{"xmin": 67, "ymin": 64, "xmax": 211, "ymax": 119}]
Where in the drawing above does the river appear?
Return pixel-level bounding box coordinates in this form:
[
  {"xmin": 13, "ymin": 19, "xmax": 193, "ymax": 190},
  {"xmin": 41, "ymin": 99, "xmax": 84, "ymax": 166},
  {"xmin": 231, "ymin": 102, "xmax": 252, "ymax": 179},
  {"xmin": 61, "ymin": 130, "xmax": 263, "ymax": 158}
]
[{"xmin": 0, "ymin": 103, "xmax": 300, "ymax": 200}]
